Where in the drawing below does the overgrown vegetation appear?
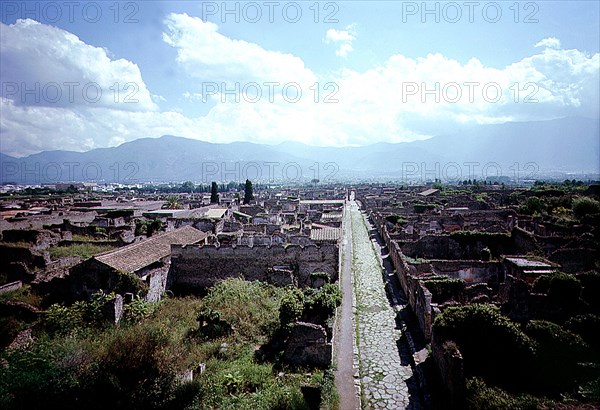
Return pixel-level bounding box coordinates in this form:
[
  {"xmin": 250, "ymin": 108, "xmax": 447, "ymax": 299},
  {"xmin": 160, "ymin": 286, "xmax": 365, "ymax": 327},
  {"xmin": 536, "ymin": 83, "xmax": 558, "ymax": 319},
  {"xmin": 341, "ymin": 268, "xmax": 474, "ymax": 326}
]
[
  {"xmin": 465, "ymin": 377, "xmax": 547, "ymax": 410},
  {"xmin": 573, "ymin": 196, "xmax": 600, "ymax": 219},
  {"xmin": 525, "ymin": 320, "xmax": 592, "ymax": 393},
  {"xmin": 532, "ymin": 271, "xmax": 582, "ymax": 311},
  {"xmin": 0, "ymin": 279, "xmax": 338, "ymax": 409},
  {"xmin": 423, "ymin": 277, "xmax": 465, "ymax": 303},
  {"xmin": 134, "ymin": 218, "xmax": 165, "ymax": 237},
  {"xmin": 435, "ymin": 303, "xmax": 600, "ymax": 404},
  {"xmin": 385, "ymin": 214, "xmax": 407, "ymax": 225},
  {"xmin": 433, "ymin": 304, "xmax": 535, "ymax": 390},
  {"xmin": 414, "ymin": 203, "xmax": 436, "ymax": 213}
]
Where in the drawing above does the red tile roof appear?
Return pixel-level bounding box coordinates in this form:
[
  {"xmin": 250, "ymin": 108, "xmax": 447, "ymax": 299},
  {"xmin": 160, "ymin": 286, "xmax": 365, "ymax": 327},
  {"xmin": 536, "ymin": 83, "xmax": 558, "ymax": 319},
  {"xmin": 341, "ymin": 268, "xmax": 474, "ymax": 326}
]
[{"xmin": 94, "ymin": 225, "xmax": 207, "ymax": 273}]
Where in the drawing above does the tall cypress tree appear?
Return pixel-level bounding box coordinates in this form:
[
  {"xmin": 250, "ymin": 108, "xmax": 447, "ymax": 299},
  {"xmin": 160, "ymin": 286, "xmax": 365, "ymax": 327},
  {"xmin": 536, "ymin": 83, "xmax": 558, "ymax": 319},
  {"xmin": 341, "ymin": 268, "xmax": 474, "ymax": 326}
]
[
  {"xmin": 210, "ymin": 181, "xmax": 219, "ymax": 204},
  {"xmin": 243, "ymin": 179, "xmax": 254, "ymax": 204}
]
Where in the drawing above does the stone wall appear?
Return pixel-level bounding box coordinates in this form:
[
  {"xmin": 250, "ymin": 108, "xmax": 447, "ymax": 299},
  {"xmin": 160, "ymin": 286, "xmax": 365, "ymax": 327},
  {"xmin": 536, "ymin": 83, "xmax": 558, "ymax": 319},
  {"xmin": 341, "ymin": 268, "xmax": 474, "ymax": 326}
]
[
  {"xmin": 0, "ymin": 245, "xmax": 48, "ymax": 281},
  {"xmin": 511, "ymin": 227, "xmax": 541, "ymax": 254},
  {"xmin": 282, "ymin": 322, "xmax": 332, "ymax": 368},
  {"xmin": 430, "ymin": 260, "xmax": 503, "ymax": 284},
  {"xmin": 0, "ymin": 281, "xmax": 23, "ymax": 294},
  {"xmin": 431, "ymin": 331, "xmax": 465, "ymax": 409},
  {"xmin": 378, "ymin": 222, "xmax": 434, "ymax": 340},
  {"xmin": 498, "ymin": 274, "xmax": 561, "ymax": 323},
  {"xmin": 400, "ymin": 235, "xmax": 463, "ymax": 260},
  {"xmin": 169, "ymin": 243, "xmax": 338, "ymax": 293},
  {"xmin": 142, "ymin": 262, "xmax": 170, "ymax": 303},
  {"xmin": 1, "ymin": 229, "xmax": 62, "ymax": 250}
]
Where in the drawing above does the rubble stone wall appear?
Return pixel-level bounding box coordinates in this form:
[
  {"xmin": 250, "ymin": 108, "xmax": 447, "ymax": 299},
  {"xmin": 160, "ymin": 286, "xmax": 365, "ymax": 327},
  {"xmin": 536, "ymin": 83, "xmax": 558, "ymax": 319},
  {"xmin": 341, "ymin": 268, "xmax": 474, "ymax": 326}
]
[{"xmin": 169, "ymin": 243, "xmax": 338, "ymax": 292}]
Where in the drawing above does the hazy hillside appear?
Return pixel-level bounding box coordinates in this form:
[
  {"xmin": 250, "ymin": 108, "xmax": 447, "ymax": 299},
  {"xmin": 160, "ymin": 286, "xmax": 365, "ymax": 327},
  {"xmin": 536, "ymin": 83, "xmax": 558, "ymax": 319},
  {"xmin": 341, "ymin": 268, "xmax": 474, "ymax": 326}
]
[{"xmin": 1, "ymin": 117, "xmax": 598, "ymax": 184}]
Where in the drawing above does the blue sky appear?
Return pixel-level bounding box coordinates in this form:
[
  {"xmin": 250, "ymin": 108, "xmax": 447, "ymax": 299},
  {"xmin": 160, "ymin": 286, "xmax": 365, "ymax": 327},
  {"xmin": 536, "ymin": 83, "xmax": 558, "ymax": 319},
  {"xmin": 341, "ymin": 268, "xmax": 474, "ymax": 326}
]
[{"xmin": 1, "ymin": 1, "xmax": 599, "ymax": 156}]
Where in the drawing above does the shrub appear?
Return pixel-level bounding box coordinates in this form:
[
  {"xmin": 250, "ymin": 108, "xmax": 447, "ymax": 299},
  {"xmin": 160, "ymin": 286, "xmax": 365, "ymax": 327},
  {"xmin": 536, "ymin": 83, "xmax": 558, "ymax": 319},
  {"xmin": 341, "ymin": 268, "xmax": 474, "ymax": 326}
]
[
  {"xmin": 531, "ymin": 274, "xmax": 552, "ymax": 294},
  {"xmin": 44, "ymin": 290, "xmax": 118, "ymax": 335},
  {"xmin": 201, "ymin": 278, "xmax": 285, "ymax": 342},
  {"xmin": 525, "ymin": 320, "xmax": 591, "ymax": 392},
  {"xmin": 122, "ymin": 295, "xmax": 156, "ymax": 325},
  {"xmin": 433, "ymin": 304, "xmax": 535, "ymax": 389},
  {"xmin": 0, "ymin": 343, "xmax": 83, "ymax": 409},
  {"xmin": 44, "ymin": 303, "xmax": 85, "ymax": 335},
  {"xmin": 114, "ymin": 271, "xmax": 148, "ymax": 296},
  {"xmin": 465, "ymin": 377, "xmax": 545, "ymax": 410},
  {"xmin": 309, "ymin": 271, "xmax": 330, "ymax": 282},
  {"xmin": 577, "ymin": 271, "xmax": 600, "ymax": 312},
  {"xmin": 414, "ymin": 203, "xmax": 436, "ymax": 213},
  {"xmin": 2, "ymin": 296, "xmax": 205, "ymax": 410},
  {"xmin": 303, "ymin": 283, "xmax": 342, "ymax": 319},
  {"xmin": 565, "ymin": 314, "xmax": 600, "ymax": 350},
  {"xmin": 196, "ymin": 308, "xmax": 233, "ymax": 339},
  {"xmin": 279, "ymin": 289, "xmax": 305, "ymax": 328},
  {"xmin": 547, "ymin": 272, "xmax": 581, "ymax": 306},
  {"xmin": 90, "ymin": 324, "xmax": 178, "ymax": 409},
  {"xmin": 519, "ymin": 196, "xmax": 546, "ymax": 215},
  {"xmin": 573, "ymin": 196, "xmax": 600, "ymax": 219}
]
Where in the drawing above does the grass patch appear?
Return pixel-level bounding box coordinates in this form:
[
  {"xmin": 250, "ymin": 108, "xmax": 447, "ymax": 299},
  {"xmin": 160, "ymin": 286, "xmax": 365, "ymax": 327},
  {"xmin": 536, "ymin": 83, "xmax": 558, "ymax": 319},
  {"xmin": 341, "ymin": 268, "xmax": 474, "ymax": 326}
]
[
  {"xmin": 47, "ymin": 243, "xmax": 116, "ymax": 260},
  {"xmin": 0, "ymin": 284, "xmax": 42, "ymax": 307},
  {"xmin": 0, "ymin": 241, "xmax": 31, "ymax": 248},
  {"xmin": 70, "ymin": 234, "xmax": 114, "ymax": 242}
]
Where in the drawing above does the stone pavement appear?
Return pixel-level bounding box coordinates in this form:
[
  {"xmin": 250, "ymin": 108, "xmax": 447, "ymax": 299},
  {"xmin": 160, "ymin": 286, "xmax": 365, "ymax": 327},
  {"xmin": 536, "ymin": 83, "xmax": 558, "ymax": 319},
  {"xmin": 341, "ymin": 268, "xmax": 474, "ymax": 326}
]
[{"xmin": 350, "ymin": 202, "xmax": 423, "ymax": 409}]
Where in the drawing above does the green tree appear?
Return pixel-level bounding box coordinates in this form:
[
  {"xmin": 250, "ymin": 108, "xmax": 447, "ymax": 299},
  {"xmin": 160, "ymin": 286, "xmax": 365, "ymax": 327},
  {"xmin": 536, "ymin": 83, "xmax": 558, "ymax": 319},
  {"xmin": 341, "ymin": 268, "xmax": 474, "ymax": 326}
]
[
  {"xmin": 243, "ymin": 179, "xmax": 254, "ymax": 205},
  {"xmin": 572, "ymin": 196, "xmax": 600, "ymax": 219},
  {"xmin": 165, "ymin": 195, "xmax": 182, "ymax": 209},
  {"xmin": 210, "ymin": 182, "xmax": 219, "ymax": 204},
  {"xmin": 181, "ymin": 181, "xmax": 194, "ymax": 192},
  {"xmin": 147, "ymin": 219, "xmax": 164, "ymax": 237},
  {"xmin": 520, "ymin": 196, "xmax": 545, "ymax": 215}
]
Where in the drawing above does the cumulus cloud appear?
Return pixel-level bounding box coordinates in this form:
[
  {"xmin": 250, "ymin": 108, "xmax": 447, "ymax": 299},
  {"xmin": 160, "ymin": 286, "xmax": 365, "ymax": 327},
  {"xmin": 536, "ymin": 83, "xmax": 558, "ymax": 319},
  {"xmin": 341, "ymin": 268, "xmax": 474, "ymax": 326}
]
[
  {"xmin": 0, "ymin": 18, "xmax": 598, "ymax": 158},
  {"xmin": 163, "ymin": 13, "xmax": 316, "ymax": 87},
  {"xmin": 535, "ymin": 37, "xmax": 561, "ymax": 49},
  {"xmin": 324, "ymin": 25, "xmax": 356, "ymax": 57},
  {"xmin": 0, "ymin": 19, "xmax": 157, "ymax": 112}
]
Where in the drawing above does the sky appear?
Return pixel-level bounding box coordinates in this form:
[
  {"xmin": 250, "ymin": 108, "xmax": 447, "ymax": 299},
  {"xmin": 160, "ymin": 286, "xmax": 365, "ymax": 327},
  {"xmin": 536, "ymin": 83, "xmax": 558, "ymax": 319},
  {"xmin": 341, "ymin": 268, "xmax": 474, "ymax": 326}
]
[{"xmin": 1, "ymin": 0, "xmax": 599, "ymax": 157}]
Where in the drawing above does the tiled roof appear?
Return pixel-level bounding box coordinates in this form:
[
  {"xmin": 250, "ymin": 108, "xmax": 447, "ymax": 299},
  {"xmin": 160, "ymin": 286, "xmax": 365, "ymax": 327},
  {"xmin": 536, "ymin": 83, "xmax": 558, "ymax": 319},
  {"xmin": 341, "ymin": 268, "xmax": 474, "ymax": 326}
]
[
  {"xmin": 418, "ymin": 188, "xmax": 439, "ymax": 196},
  {"xmin": 205, "ymin": 208, "xmax": 228, "ymax": 219},
  {"xmin": 310, "ymin": 227, "xmax": 342, "ymax": 242},
  {"xmin": 94, "ymin": 226, "xmax": 207, "ymax": 273}
]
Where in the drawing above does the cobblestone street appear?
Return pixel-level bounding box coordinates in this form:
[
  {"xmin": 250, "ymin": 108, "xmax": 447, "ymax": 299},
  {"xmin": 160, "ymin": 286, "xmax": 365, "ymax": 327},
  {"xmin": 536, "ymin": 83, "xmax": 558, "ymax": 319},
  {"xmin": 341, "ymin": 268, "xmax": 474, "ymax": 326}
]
[{"xmin": 350, "ymin": 202, "xmax": 423, "ymax": 409}]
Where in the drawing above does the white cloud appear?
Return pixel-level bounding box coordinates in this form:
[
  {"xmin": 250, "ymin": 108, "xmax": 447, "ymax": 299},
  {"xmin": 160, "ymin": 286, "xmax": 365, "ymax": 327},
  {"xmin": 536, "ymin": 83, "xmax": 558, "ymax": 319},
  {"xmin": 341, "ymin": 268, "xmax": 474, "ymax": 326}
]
[
  {"xmin": 325, "ymin": 28, "xmax": 355, "ymax": 43},
  {"xmin": 0, "ymin": 19, "xmax": 157, "ymax": 112},
  {"xmin": 0, "ymin": 20, "xmax": 598, "ymax": 158},
  {"xmin": 535, "ymin": 37, "xmax": 561, "ymax": 49},
  {"xmin": 324, "ymin": 25, "xmax": 356, "ymax": 58},
  {"xmin": 163, "ymin": 13, "xmax": 316, "ymax": 87},
  {"xmin": 335, "ymin": 43, "xmax": 354, "ymax": 58}
]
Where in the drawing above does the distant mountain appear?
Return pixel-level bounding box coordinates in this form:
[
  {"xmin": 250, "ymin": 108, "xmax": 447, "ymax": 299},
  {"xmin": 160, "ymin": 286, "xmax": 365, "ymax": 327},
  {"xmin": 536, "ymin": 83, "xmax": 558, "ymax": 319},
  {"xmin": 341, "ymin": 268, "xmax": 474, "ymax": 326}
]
[{"xmin": 1, "ymin": 117, "xmax": 598, "ymax": 184}]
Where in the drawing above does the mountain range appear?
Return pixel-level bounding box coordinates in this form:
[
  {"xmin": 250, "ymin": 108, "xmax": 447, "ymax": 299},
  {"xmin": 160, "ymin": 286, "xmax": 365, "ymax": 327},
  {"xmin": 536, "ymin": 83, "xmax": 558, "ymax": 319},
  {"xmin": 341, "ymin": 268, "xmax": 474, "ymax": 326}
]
[{"xmin": 1, "ymin": 117, "xmax": 598, "ymax": 185}]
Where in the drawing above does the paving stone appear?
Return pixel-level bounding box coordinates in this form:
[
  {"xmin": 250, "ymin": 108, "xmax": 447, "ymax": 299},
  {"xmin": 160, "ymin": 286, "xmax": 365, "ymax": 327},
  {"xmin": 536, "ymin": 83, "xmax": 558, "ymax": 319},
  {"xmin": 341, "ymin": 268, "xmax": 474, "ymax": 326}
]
[{"xmin": 350, "ymin": 204, "xmax": 423, "ymax": 409}]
